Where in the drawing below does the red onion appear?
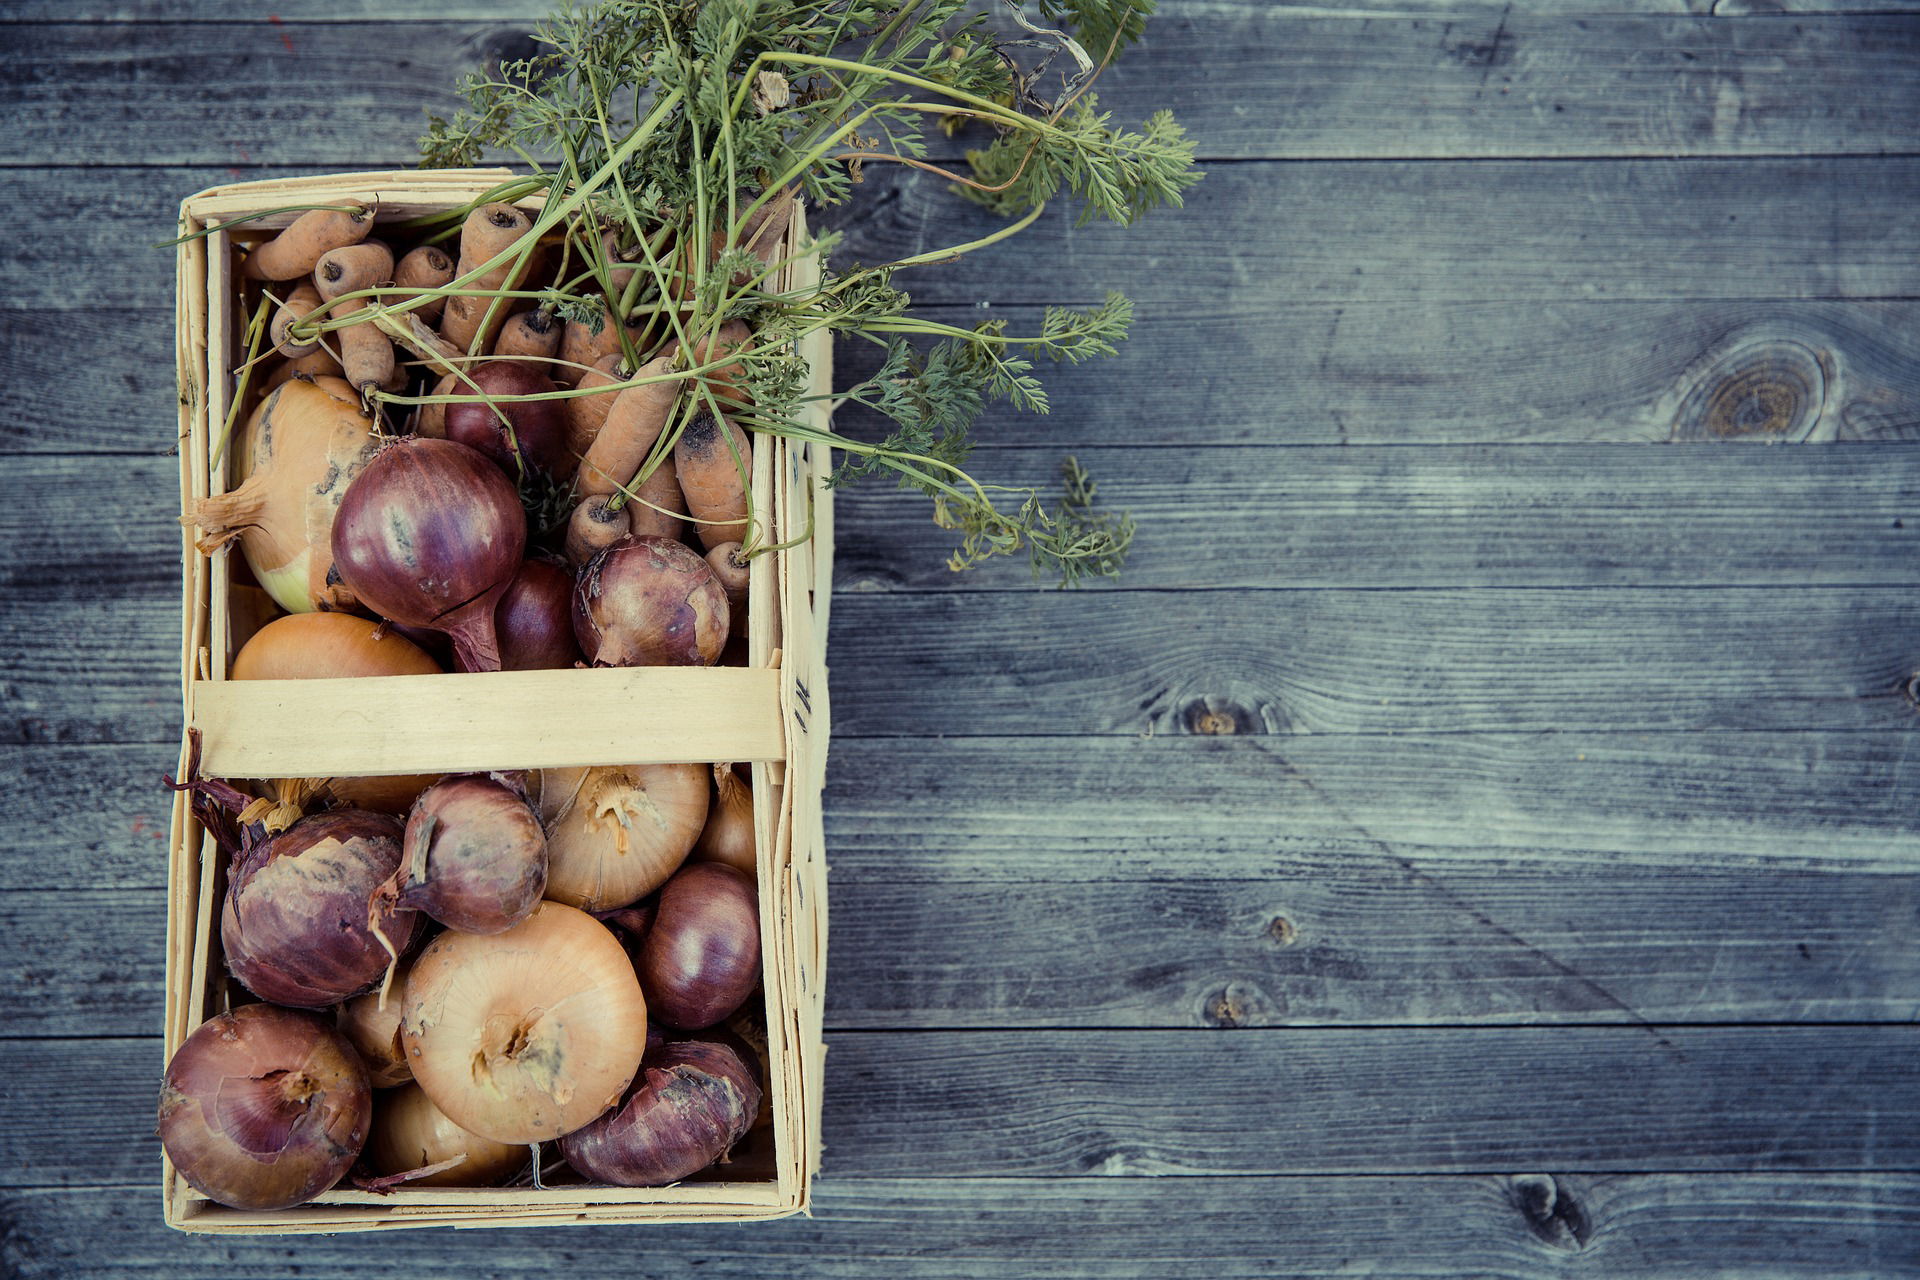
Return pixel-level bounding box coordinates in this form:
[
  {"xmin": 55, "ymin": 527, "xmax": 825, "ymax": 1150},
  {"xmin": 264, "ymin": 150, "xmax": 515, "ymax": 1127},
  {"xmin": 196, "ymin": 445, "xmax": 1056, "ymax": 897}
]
[
  {"xmin": 159, "ymin": 1004, "xmax": 372, "ymax": 1210},
  {"xmin": 392, "ymin": 775, "xmax": 547, "ymax": 934},
  {"xmin": 574, "ymin": 535, "xmax": 728, "ymax": 667},
  {"xmin": 223, "ymin": 810, "xmax": 424, "ymax": 1008},
  {"xmin": 331, "ymin": 437, "xmax": 527, "ymax": 672},
  {"xmin": 558, "ymin": 1038, "xmax": 760, "ymax": 1186},
  {"xmin": 641, "ymin": 862, "xmax": 761, "ymax": 1030},
  {"xmin": 495, "ymin": 559, "xmax": 582, "ymax": 670},
  {"xmin": 442, "ymin": 360, "xmax": 570, "ymax": 479}
]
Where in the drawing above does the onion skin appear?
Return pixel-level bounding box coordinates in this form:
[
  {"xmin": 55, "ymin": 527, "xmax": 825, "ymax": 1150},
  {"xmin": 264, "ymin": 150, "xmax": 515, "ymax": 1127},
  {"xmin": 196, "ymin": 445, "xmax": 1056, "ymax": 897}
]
[
  {"xmin": 401, "ymin": 902, "xmax": 650, "ymax": 1143},
  {"xmin": 693, "ymin": 765, "xmax": 755, "ymax": 876},
  {"xmin": 573, "ymin": 535, "xmax": 727, "ymax": 667},
  {"xmin": 186, "ymin": 376, "xmax": 379, "ymax": 615},
  {"xmin": 336, "ymin": 958, "xmax": 415, "ymax": 1088},
  {"xmin": 559, "ymin": 1039, "xmax": 760, "ymax": 1186},
  {"xmin": 324, "ymin": 774, "xmax": 441, "ymax": 817},
  {"xmin": 331, "ymin": 437, "xmax": 527, "ymax": 672},
  {"xmin": 369, "ymin": 1084, "xmax": 527, "ymax": 1188},
  {"xmin": 397, "ymin": 775, "xmax": 548, "ymax": 934},
  {"xmin": 159, "ymin": 1004, "xmax": 371, "ymax": 1210},
  {"xmin": 495, "ymin": 559, "xmax": 583, "ymax": 670},
  {"xmin": 442, "ymin": 360, "xmax": 571, "ymax": 480},
  {"xmin": 231, "ymin": 612, "xmax": 442, "ymax": 681},
  {"xmin": 540, "ymin": 763, "xmax": 708, "ymax": 912},
  {"xmin": 222, "ymin": 810, "xmax": 424, "ymax": 1008},
  {"xmin": 641, "ymin": 863, "xmax": 761, "ymax": 1030}
]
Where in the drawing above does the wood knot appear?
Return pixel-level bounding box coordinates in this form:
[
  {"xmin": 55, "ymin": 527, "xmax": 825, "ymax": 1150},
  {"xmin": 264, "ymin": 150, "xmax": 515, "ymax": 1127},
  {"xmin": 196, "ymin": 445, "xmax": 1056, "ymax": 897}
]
[
  {"xmin": 1266, "ymin": 915, "xmax": 1298, "ymax": 947},
  {"xmin": 1200, "ymin": 982, "xmax": 1273, "ymax": 1028},
  {"xmin": 1508, "ymin": 1174, "xmax": 1592, "ymax": 1251},
  {"xmin": 1672, "ymin": 338, "xmax": 1828, "ymax": 442},
  {"xmin": 1183, "ymin": 698, "xmax": 1258, "ymax": 736}
]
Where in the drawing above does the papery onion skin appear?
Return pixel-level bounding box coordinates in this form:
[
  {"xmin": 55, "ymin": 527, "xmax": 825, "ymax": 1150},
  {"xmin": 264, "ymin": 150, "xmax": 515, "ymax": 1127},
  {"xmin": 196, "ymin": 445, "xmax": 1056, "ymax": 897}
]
[
  {"xmin": 496, "ymin": 559, "xmax": 583, "ymax": 670},
  {"xmin": 222, "ymin": 810, "xmax": 424, "ymax": 1009},
  {"xmin": 400, "ymin": 901, "xmax": 649, "ymax": 1143},
  {"xmin": 330, "ymin": 437, "xmax": 527, "ymax": 673},
  {"xmin": 397, "ymin": 775, "xmax": 548, "ymax": 934},
  {"xmin": 641, "ymin": 863, "xmax": 761, "ymax": 1031},
  {"xmin": 692, "ymin": 765, "xmax": 755, "ymax": 876},
  {"xmin": 336, "ymin": 955, "xmax": 416, "ymax": 1088},
  {"xmin": 369, "ymin": 1083, "xmax": 527, "ymax": 1188},
  {"xmin": 186, "ymin": 376, "xmax": 379, "ymax": 615},
  {"xmin": 159, "ymin": 1004, "xmax": 371, "ymax": 1210},
  {"xmin": 558, "ymin": 1038, "xmax": 760, "ymax": 1186},
  {"xmin": 325, "ymin": 774, "xmax": 442, "ymax": 817},
  {"xmin": 573, "ymin": 535, "xmax": 727, "ymax": 668},
  {"xmin": 540, "ymin": 763, "xmax": 708, "ymax": 912},
  {"xmin": 442, "ymin": 360, "xmax": 571, "ymax": 480},
  {"xmin": 231, "ymin": 612, "xmax": 443, "ymax": 681}
]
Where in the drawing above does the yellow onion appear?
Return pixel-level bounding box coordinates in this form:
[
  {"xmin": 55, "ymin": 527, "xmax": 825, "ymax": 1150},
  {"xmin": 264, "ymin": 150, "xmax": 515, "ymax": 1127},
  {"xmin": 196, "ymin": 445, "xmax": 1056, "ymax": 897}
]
[
  {"xmin": 400, "ymin": 902, "xmax": 649, "ymax": 1143},
  {"xmin": 231, "ymin": 613, "xmax": 442, "ymax": 681},
  {"xmin": 336, "ymin": 955, "xmax": 417, "ymax": 1088},
  {"xmin": 186, "ymin": 376, "xmax": 379, "ymax": 614},
  {"xmin": 369, "ymin": 1084, "xmax": 527, "ymax": 1187},
  {"xmin": 692, "ymin": 764, "xmax": 755, "ymax": 876},
  {"xmin": 539, "ymin": 763, "xmax": 708, "ymax": 912}
]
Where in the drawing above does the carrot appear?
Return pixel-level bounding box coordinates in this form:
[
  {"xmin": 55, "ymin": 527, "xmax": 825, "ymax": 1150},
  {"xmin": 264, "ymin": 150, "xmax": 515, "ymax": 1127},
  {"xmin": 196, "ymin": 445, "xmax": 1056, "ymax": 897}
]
[
  {"xmin": 393, "ymin": 245, "xmax": 456, "ymax": 324},
  {"xmin": 314, "ymin": 243, "xmax": 397, "ymax": 395},
  {"xmin": 557, "ymin": 305, "xmax": 651, "ymax": 387},
  {"xmin": 575, "ymin": 357, "xmax": 679, "ymax": 499},
  {"xmin": 627, "ymin": 455, "xmax": 688, "ymax": 542},
  {"xmin": 705, "ymin": 541, "xmax": 750, "ymax": 638},
  {"xmin": 563, "ymin": 497, "xmax": 630, "ymax": 567},
  {"xmin": 673, "ymin": 409, "xmax": 751, "ymax": 550},
  {"xmin": 416, "ymin": 370, "xmax": 457, "ymax": 438},
  {"xmin": 601, "ymin": 228, "xmax": 644, "ymax": 297},
  {"xmin": 663, "ymin": 318, "xmax": 752, "ymax": 409},
  {"xmin": 261, "ymin": 348, "xmax": 344, "ymax": 393},
  {"xmin": 495, "ymin": 309, "xmax": 561, "ymax": 362},
  {"xmin": 441, "ymin": 203, "xmax": 535, "ymax": 354},
  {"xmin": 564, "ymin": 353, "xmax": 626, "ymax": 461},
  {"xmin": 242, "ymin": 205, "xmax": 375, "ymax": 281},
  {"xmin": 269, "ymin": 282, "xmax": 324, "ymax": 357}
]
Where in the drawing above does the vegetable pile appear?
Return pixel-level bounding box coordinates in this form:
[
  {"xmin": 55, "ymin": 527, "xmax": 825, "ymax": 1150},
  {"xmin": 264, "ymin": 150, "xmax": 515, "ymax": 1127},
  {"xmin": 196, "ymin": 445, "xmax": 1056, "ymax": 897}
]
[
  {"xmin": 163, "ymin": 761, "xmax": 768, "ymax": 1205},
  {"xmin": 182, "ymin": 0, "xmax": 1198, "ymax": 587}
]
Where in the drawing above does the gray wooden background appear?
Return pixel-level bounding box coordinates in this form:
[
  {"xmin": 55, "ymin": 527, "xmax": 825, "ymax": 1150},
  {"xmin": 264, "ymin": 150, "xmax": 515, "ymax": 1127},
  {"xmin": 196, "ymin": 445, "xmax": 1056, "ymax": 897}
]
[{"xmin": 3, "ymin": 0, "xmax": 1919, "ymax": 1274}]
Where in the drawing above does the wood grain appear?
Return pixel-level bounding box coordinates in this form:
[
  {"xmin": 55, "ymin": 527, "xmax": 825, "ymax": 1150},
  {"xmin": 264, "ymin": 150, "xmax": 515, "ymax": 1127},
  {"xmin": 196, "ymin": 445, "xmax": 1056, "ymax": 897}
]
[
  {"xmin": 20, "ymin": 300, "xmax": 1920, "ymax": 453},
  {"xmin": 7, "ymin": 14, "xmax": 1917, "ymax": 164},
  {"xmin": 9, "ymin": 581, "xmax": 1919, "ymax": 742},
  {"xmin": 832, "ymin": 444, "xmax": 1920, "ymax": 590},
  {"xmin": 13, "ymin": 1028, "xmax": 1917, "ymax": 1185},
  {"xmin": 0, "ymin": 1176, "xmax": 1914, "ymax": 1277},
  {"xmin": 14, "ymin": 160, "xmax": 1920, "ymax": 313}
]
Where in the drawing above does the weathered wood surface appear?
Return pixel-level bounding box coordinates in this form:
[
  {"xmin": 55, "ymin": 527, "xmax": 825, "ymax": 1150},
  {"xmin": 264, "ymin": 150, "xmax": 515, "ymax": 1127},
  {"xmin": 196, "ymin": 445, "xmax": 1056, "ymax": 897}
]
[
  {"xmin": 7, "ymin": 14, "xmax": 1918, "ymax": 164},
  {"xmin": 1, "ymin": 1176, "xmax": 1912, "ymax": 1279},
  {"xmin": 6, "ymin": 1028, "xmax": 1916, "ymax": 1186},
  {"xmin": 10, "ymin": 582, "xmax": 1919, "ymax": 743},
  {"xmin": 14, "ymin": 160, "xmax": 1920, "ymax": 314},
  {"xmin": 5, "ymin": 0, "xmax": 1917, "ymax": 1271},
  {"xmin": 20, "ymin": 299, "xmax": 1920, "ymax": 453},
  {"xmin": 14, "ymin": 447, "xmax": 1920, "ymax": 595}
]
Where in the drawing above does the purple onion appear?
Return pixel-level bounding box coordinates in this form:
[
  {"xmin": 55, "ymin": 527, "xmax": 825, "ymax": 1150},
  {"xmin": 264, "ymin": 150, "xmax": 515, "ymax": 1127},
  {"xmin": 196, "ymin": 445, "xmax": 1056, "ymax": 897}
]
[
  {"xmin": 222, "ymin": 810, "xmax": 423, "ymax": 1008},
  {"xmin": 442, "ymin": 360, "xmax": 570, "ymax": 479},
  {"xmin": 574, "ymin": 535, "xmax": 728, "ymax": 667},
  {"xmin": 331, "ymin": 437, "xmax": 527, "ymax": 672},
  {"xmin": 394, "ymin": 775, "xmax": 547, "ymax": 934},
  {"xmin": 640, "ymin": 863, "xmax": 760, "ymax": 1030},
  {"xmin": 558, "ymin": 1038, "xmax": 760, "ymax": 1186},
  {"xmin": 159, "ymin": 1004, "xmax": 372, "ymax": 1210},
  {"xmin": 495, "ymin": 559, "xmax": 583, "ymax": 670}
]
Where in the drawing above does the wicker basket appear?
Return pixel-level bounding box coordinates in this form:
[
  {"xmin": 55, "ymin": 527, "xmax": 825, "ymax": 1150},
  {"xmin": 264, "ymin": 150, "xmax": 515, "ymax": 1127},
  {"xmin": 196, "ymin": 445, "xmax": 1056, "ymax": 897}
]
[{"xmin": 165, "ymin": 170, "xmax": 830, "ymax": 1233}]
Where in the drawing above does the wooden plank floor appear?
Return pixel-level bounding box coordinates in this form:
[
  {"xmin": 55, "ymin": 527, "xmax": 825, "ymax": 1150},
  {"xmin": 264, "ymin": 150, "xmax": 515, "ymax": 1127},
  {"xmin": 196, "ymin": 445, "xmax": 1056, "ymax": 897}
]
[{"xmin": 2, "ymin": 0, "xmax": 1916, "ymax": 1273}]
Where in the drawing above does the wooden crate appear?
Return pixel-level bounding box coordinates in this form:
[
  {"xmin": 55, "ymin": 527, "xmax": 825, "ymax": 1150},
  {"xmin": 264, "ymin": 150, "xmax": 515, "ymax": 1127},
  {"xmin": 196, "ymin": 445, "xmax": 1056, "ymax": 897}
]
[{"xmin": 166, "ymin": 170, "xmax": 832, "ymax": 1233}]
